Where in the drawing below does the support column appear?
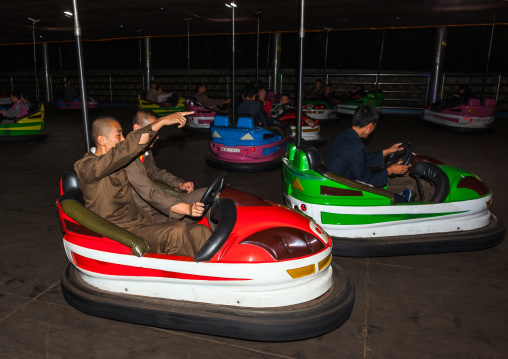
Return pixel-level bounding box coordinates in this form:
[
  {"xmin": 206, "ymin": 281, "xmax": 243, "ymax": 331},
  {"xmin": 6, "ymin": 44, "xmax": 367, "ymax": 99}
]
[
  {"xmin": 270, "ymin": 33, "xmax": 281, "ymax": 93},
  {"xmin": 144, "ymin": 38, "xmax": 152, "ymax": 92},
  {"xmin": 428, "ymin": 27, "xmax": 447, "ymax": 104},
  {"xmin": 72, "ymin": 0, "xmax": 91, "ymax": 151},
  {"xmin": 42, "ymin": 43, "xmax": 52, "ymax": 102}
]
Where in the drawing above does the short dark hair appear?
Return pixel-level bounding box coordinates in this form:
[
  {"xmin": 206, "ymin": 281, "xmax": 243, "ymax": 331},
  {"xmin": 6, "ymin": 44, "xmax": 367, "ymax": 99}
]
[
  {"xmin": 242, "ymin": 85, "xmax": 257, "ymax": 99},
  {"xmin": 196, "ymin": 82, "xmax": 205, "ymax": 91},
  {"xmin": 315, "ymin": 79, "xmax": 323, "ymax": 84},
  {"xmin": 352, "ymin": 105, "xmax": 379, "ymax": 128},
  {"xmin": 91, "ymin": 116, "xmax": 120, "ymax": 146},
  {"xmin": 280, "ymin": 93, "xmax": 290, "ymax": 99},
  {"xmin": 134, "ymin": 109, "xmax": 158, "ymax": 126}
]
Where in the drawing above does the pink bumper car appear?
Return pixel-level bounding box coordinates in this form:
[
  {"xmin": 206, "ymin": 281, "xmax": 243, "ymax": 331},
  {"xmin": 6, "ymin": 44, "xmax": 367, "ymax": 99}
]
[{"xmin": 422, "ymin": 98, "xmax": 495, "ymax": 132}]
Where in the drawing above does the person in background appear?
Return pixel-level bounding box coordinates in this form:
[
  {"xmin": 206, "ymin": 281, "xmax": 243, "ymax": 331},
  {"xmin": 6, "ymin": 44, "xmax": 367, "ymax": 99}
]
[
  {"xmin": 304, "ymin": 79, "xmax": 325, "ymax": 100},
  {"xmin": 21, "ymin": 93, "xmax": 31, "ymax": 112},
  {"xmin": 194, "ymin": 83, "xmax": 231, "ymax": 108},
  {"xmin": 257, "ymin": 86, "xmax": 272, "ymax": 116},
  {"xmin": 338, "ymin": 84, "xmax": 366, "ymax": 104},
  {"xmin": 146, "ymin": 81, "xmax": 159, "ymax": 103},
  {"xmin": 321, "ymin": 84, "xmax": 338, "ymax": 106},
  {"xmin": 155, "ymin": 86, "xmax": 177, "ymax": 107},
  {"xmin": 348, "ymin": 84, "xmax": 365, "ymax": 99},
  {"xmin": 63, "ymin": 80, "xmax": 77, "ymax": 102},
  {"xmin": 236, "ymin": 85, "xmax": 268, "ymax": 127},
  {"xmin": 270, "ymin": 93, "xmax": 293, "ymax": 118},
  {"xmin": 0, "ymin": 91, "xmax": 28, "ymax": 120},
  {"xmin": 454, "ymin": 83, "xmax": 473, "ymax": 105}
]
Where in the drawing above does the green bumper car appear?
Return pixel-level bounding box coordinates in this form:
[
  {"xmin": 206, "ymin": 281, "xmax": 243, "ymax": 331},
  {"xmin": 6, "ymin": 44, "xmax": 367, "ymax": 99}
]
[
  {"xmin": 137, "ymin": 94, "xmax": 186, "ymax": 117},
  {"xmin": 282, "ymin": 142, "xmax": 505, "ymax": 257},
  {"xmin": 336, "ymin": 92, "xmax": 384, "ymax": 117},
  {"xmin": 302, "ymin": 100, "xmax": 338, "ymax": 124}
]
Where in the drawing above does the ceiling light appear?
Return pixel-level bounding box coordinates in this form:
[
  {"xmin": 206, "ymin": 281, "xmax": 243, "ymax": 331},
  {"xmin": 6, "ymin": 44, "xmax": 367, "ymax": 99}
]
[
  {"xmin": 225, "ymin": 2, "xmax": 237, "ymax": 8},
  {"xmin": 64, "ymin": 11, "xmax": 73, "ymax": 17}
]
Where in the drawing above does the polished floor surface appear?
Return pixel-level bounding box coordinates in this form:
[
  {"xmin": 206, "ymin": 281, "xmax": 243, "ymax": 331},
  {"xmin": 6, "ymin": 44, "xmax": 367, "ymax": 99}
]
[{"xmin": 1, "ymin": 107, "xmax": 507, "ymax": 359}]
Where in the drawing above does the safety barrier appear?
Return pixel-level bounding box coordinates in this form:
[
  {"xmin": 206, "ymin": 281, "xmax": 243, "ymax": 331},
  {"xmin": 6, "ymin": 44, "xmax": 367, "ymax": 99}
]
[{"xmin": 1, "ymin": 70, "xmax": 507, "ymax": 111}]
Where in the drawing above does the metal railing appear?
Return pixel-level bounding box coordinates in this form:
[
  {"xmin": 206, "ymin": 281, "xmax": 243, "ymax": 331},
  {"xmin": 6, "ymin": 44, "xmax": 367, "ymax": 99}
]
[
  {"xmin": 279, "ymin": 72, "xmax": 432, "ymax": 110},
  {"xmin": 1, "ymin": 70, "xmax": 507, "ymax": 111}
]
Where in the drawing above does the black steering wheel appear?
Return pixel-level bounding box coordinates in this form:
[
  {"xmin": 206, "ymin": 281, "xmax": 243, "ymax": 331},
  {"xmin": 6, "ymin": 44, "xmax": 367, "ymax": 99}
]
[
  {"xmin": 200, "ymin": 172, "xmax": 227, "ymax": 212},
  {"xmin": 385, "ymin": 142, "xmax": 413, "ymax": 168}
]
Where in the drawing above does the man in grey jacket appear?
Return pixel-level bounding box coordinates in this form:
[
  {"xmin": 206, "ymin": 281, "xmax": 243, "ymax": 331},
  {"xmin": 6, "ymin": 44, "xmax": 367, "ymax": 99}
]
[{"xmin": 195, "ymin": 83, "xmax": 230, "ymax": 108}]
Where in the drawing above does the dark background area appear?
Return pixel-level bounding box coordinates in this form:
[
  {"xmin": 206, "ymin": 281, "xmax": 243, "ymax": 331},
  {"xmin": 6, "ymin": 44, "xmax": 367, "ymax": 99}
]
[{"xmin": 0, "ymin": 26, "xmax": 506, "ymax": 74}]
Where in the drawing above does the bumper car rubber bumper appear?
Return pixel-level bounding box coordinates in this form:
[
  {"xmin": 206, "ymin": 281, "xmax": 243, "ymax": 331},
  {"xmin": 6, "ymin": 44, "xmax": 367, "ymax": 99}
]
[
  {"xmin": 332, "ymin": 213, "xmax": 506, "ymax": 257},
  {"xmin": 61, "ymin": 261, "xmax": 355, "ymax": 342}
]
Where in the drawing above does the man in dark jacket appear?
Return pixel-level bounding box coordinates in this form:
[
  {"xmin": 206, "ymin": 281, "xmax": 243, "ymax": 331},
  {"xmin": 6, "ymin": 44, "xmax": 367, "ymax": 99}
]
[
  {"xmin": 235, "ymin": 85, "xmax": 268, "ymax": 127},
  {"xmin": 324, "ymin": 105, "xmax": 412, "ymax": 201}
]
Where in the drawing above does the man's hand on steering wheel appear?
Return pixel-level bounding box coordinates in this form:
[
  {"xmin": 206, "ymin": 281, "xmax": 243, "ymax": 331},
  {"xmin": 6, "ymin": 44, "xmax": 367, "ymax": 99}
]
[
  {"xmin": 189, "ymin": 202, "xmax": 205, "ymax": 217},
  {"xmin": 385, "ymin": 142, "xmax": 413, "ymax": 168},
  {"xmin": 387, "ymin": 161, "xmax": 409, "ymax": 176},
  {"xmin": 383, "ymin": 143, "xmax": 403, "ymax": 157}
]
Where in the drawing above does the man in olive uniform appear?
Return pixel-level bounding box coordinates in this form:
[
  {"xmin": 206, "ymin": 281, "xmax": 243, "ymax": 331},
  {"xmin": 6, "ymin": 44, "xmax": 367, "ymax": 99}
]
[
  {"xmin": 74, "ymin": 112, "xmax": 211, "ymax": 257},
  {"xmin": 125, "ymin": 109, "xmax": 207, "ymax": 223}
]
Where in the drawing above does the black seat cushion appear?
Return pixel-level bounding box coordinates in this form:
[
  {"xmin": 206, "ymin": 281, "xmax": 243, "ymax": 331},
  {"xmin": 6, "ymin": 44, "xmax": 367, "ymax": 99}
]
[{"xmin": 61, "ymin": 171, "xmax": 80, "ymax": 194}]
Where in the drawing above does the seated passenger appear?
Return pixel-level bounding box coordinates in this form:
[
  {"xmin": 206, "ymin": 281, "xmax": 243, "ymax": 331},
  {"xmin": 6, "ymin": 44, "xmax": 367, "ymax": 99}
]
[
  {"xmin": 146, "ymin": 81, "xmax": 159, "ymax": 103},
  {"xmin": 236, "ymin": 85, "xmax": 268, "ymax": 127},
  {"xmin": 0, "ymin": 91, "xmax": 28, "ymax": 120},
  {"xmin": 324, "ymin": 105, "xmax": 413, "ymax": 202},
  {"xmin": 433, "ymin": 84, "xmax": 475, "ymax": 112},
  {"xmin": 454, "ymin": 83, "xmax": 473, "ymax": 105},
  {"xmin": 337, "ymin": 84, "xmax": 366, "ymax": 104},
  {"xmin": 321, "ymin": 84, "xmax": 338, "ymax": 106},
  {"xmin": 270, "ymin": 93, "xmax": 293, "ymax": 118},
  {"xmin": 63, "ymin": 80, "xmax": 78, "ymax": 102},
  {"xmin": 155, "ymin": 86, "xmax": 177, "ymax": 107},
  {"xmin": 257, "ymin": 86, "xmax": 272, "ymax": 116},
  {"xmin": 125, "ymin": 109, "xmax": 208, "ymax": 224},
  {"xmin": 21, "ymin": 94, "xmax": 31, "ymax": 113},
  {"xmin": 194, "ymin": 83, "xmax": 231, "ymax": 108},
  {"xmin": 304, "ymin": 79, "xmax": 325, "ymax": 100},
  {"xmin": 348, "ymin": 84, "xmax": 365, "ymax": 99},
  {"xmin": 74, "ymin": 111, "xmax": 211, "ymax": 257}
]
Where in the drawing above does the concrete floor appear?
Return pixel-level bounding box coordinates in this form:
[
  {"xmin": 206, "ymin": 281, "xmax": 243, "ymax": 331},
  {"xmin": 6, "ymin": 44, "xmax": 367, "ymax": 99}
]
[{"xmin": 1, "ymin": 107, "xmax": 507, "ymax": 359}]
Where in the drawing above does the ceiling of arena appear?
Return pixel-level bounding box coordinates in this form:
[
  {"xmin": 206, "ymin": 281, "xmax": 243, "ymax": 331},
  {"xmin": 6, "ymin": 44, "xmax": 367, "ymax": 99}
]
[{"xmin": 2, "ymin": 0, "xmax": 508, "ymax": 45}]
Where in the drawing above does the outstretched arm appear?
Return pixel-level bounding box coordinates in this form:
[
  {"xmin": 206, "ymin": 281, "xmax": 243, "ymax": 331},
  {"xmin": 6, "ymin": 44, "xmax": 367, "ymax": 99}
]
[{"xmin": 138, "ymin": 111, "xmax": 193, "ymax": 145}]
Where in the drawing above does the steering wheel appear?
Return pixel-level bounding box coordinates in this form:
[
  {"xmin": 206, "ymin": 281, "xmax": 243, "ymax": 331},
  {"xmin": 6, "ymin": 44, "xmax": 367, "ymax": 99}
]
[
  {"xmin": 385, "ymin": 142, "xmax": 413, "ymax": 168},
  {"xmin": 200, "ymin": 172, "xmax": 227, "ymax": 212}
]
